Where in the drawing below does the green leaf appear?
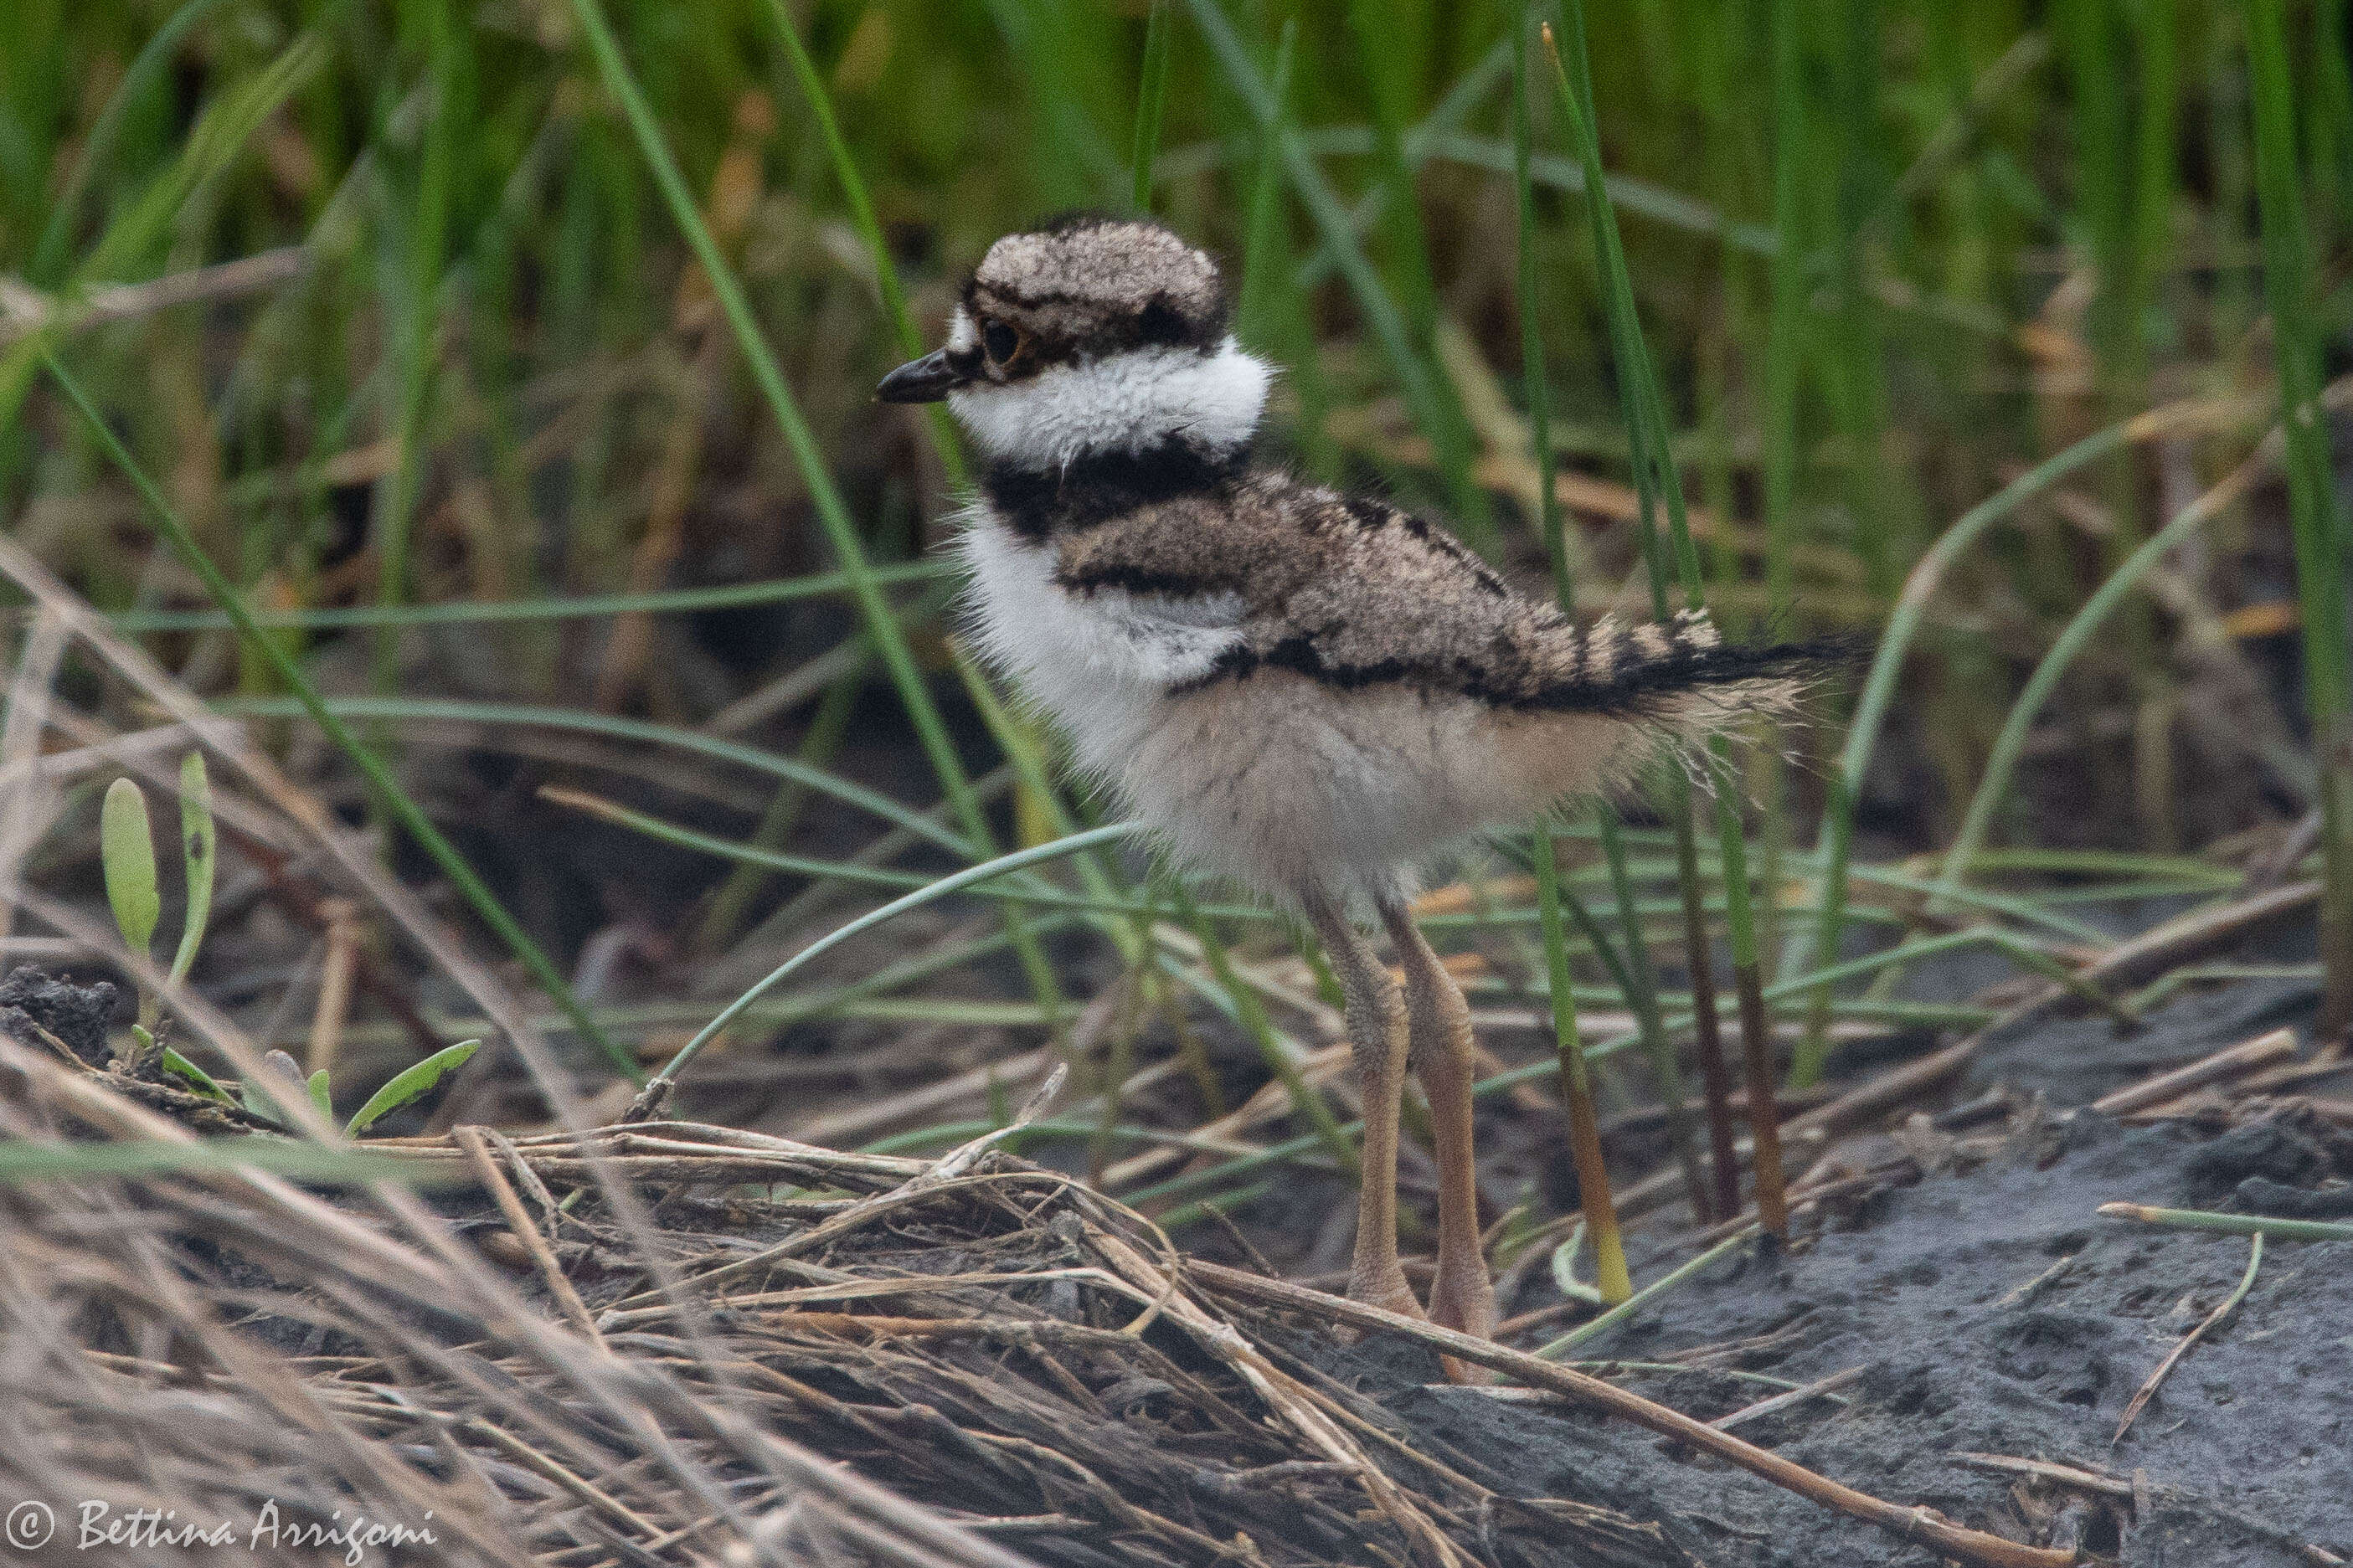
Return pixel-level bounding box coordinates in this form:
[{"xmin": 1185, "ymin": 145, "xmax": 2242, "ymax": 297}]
[
  {"xmin": 100, "ymin": 777, "xmax": 161, "ymax": 956},
  {"xmin": 159, "ymin": 1047, "xmax": 231, "ymax": 1102},
  {"xmin": 345, "ymin": 1040, "xmax": 479, "ymax": 1136},
  {"xmin": 167, "ymin": 752, "xmax": 214, "ymax": 990},
  {"xmin": 307, "ymin": 1068, "xmax": 332, "ymax": 1121}
]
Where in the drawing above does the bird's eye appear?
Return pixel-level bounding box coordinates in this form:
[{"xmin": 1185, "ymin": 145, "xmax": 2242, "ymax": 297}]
[{"xmin": 981, "ymin": 320, "xmax": 1020, "ymax": 363}]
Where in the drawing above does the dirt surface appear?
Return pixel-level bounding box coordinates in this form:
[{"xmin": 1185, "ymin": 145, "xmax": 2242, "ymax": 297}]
[
  {"xmin": 0, "ymin": 964, "xmax": 119, "ymax": 1066},
  {"xmin": 1305, "ymin": 1104, "xmax": 2352, "ymax": 1567},
  {"xmin": 1969, "ymin": 974, "xmax": 2324, "ymax": 1109}
]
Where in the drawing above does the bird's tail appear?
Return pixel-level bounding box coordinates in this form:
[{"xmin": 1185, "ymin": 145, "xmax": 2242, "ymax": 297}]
[{"xmin": 1537, "ymin": 608, "xmax": 1857, "ymax": 742}]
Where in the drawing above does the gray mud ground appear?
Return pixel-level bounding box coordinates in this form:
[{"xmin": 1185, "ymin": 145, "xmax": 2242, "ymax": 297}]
[
  {"xmin": 1968, "ymin": 972, "xmax": 2324, "ymax": 1109},
  {"xmin": 1306, "ymin": 1103, "xmax": 2353, "ymax": 1567}
]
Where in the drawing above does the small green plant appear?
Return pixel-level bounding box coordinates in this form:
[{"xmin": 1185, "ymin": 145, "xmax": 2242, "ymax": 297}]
[
  {"xmin": 97, "ymin": 758, "xmax": 476, "ymax": 1134},
  {"xmin": 100, "ymin": 755, "xmax": 216, "ymax": 1092},
  {"xmin": 244, "ymin": 1039, "xmax": 480, "ymax": 1137}
]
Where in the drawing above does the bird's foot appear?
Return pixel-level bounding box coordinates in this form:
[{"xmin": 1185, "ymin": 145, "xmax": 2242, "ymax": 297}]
[
  {"xmin": 1342, "ymin": 1255, "xmax": 1498, "ymax": 1385},
  {"xmin": 1341, "ymin": 1256, "xmax": 1427, "ymax": 1333},
  {"xmin": 1427, "ymin": 1251, "xmax": 1499, "ymax": 1342},
  {"xmin": 1426, "ymin": 1252, "xmax": 1501, "ymax": 1385}
]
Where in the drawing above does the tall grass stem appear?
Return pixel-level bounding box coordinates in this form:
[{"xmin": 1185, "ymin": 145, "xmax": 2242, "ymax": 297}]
[
  {"xmin": 1542, "ymin": 7, "xmax": 1782, "ymax": 1228},
  {"xmin": 2247, "ymin": 0, "xmax": 2353, "ymax": 1035},
  {"xmin": 759, "ymin": 0, "xmax": 966, "ymax": 487},
  {"xmin": 1515, "ymin": 2, "xmax": 1635, "ymax": 1285}
]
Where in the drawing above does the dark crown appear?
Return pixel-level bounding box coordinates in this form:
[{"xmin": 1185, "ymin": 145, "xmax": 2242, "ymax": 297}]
[{"xmin": 963, "ymin": 216, "xmax": 1230, "ymax": 368}]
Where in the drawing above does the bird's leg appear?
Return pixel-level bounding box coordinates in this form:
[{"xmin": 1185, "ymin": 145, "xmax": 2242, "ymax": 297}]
[
  {"xmin": 1377, "ymin": 896, "xmax": 1501, "ymax": 1343},
  {"xmin": 1301, "ymin": 892, "xmax": 1422, "ymax": 1322}
]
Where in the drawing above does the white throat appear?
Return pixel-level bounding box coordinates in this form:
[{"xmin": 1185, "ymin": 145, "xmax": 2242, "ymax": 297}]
[{"xmin": 949, "ymin": 333, "xmax": 1272, "ymax": 471}]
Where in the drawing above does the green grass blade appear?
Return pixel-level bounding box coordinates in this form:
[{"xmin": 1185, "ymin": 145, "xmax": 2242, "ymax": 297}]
[
  {"xmin": 1536, "ymin": 1224, "xmax": 1759, "ymax": 1358},
  {"xmin": 1540, "ymin": 11, "xmax": 1699, "ymax": 604},
  {"xmin": 26, "ymin": 0, "xmax": 236, "ymax": 284},
  {"xmin": 1516, "ymin": 1, "xmax": 1641, "ymax": 1268},
  {"xmin": 758, "ymin": 0, "xmax": 966, "ymax": 487},
  {"xmin": 373, "ymin": 0, "xmax": 460, "ymax": 693},
  {"xmin": 1532, "ymin": 825, "xmax": 1630, "ymax": 1299},
  {"xmin": 1543, "ymin": 4, "xmax": 1769, "ymax": 1222},
  {"xmin": 1285, "ymin": 125, "xmax": 1778, "ymax": 264},
  {"xmin": 1130, "ymin": 0, "xmax": 1175, "ymax": 211},
  {"xmin": 0, "ymin": 28, "xmax": 325, "ymax": 440},
  {"xmin": 545, "ymin": 780, "xmax": 1269, "ymax": 923},
  {"xmin": 1290, "ymin": 41, "xmax": 1521, "ymax": 289},
  {"xmin": 2316, "ymin": 0, "xmax": 2353, "ymax": 228},
  {"xmin": 1600, "ymin": 805, "xmax": 1714, "ymax": 1216},
  {"xmin": 1762, "ymin": 0, "xmax": 1805, "ymax": 625},
  {"xmin": 1787, "ymin": 404, "xmax": 2224, "ymax": 1083},
  {"xmin": 1937, "ymin": 445, "xmax": 2269, "ymax": 900},
  {"xmin": 1512, "ymin": 6, "xmax": 1565, "ymax": 595},
  {"xmin": 641, "ymin": 823, "xmax": 1143, "ymax": 1102},
  {"xmin": 1346, "ymin": 0, "xmax": 1490, "ymax": 547},
  {"xmin": 109, "ymin": 559, "xmax": 950, "ymax": 632},
  {"xmin": 564, "ymin": 0, "xmax": 979, "ymax": 834},
  {"xmin": 2248, "ymin": 0, "xmax": 2353, "ymax": 1033},
  {"xmin": 1232, "ymin": 18, "xmax": 1297, "ymax": 350},
  {"xmin": 1182, "ymin": 0, "xmax": 1485, "ymax": 539},
  {"xmin": 2099, "ymin": 1203, "xmax": 2353, "ymax": 1243},
  {"xmin": 759, "ymin": 0, "xmax": 1089, "ymax": 1026},
  {"xmin": 976, "ymin": 0, "xmax": 1125, "ymax": 203},
  {"xmin": 226, "ymin": 692, "xmax": 984, "ymax": 860},
  {"xmin": 160, "ymin": 1048, "xmax": 232, "ymax": 1102},
  {"xmin": 695, "ymin": 665, "xmax": 867, "ymax": 953},
  {"xmin": 80, "ymin": 31, "xmax": 324, "ymax": 283}
]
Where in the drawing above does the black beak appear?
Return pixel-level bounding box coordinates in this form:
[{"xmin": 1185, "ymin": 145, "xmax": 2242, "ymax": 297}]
[{"xmin": 876, "ymin": 348, "xmax": 962, "ymax": 404}]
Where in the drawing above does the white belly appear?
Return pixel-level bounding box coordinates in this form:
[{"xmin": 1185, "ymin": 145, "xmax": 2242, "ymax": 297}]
[
  {"xmin": 955, "ymin": 514, "xmax": 1637, "ymax": 906},
  {"xmin": 1125, "ymin": 672, "xmax": 1630, "ymax": 904}
]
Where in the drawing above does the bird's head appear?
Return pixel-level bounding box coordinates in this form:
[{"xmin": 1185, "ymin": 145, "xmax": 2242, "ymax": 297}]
[{"xmin": 877, "ymin": 215, "xmax": 1270, "ymax": 472}]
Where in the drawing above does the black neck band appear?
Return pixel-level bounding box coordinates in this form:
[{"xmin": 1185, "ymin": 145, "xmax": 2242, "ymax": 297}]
[{"xmin": 982, "ymin": 435, "xmax": 1246, "ymax": 543}]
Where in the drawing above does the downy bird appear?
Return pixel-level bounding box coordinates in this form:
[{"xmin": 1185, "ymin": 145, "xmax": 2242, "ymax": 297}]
[{"xmin": 880, "ymin": 215, "xmax": 1825, "ymax": 1343}]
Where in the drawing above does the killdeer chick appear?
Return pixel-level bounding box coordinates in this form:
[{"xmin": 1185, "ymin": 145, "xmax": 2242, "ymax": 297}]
[{"xmin": 881, "ymin": 215, "xmax": 1823, "ymax": 1343}]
